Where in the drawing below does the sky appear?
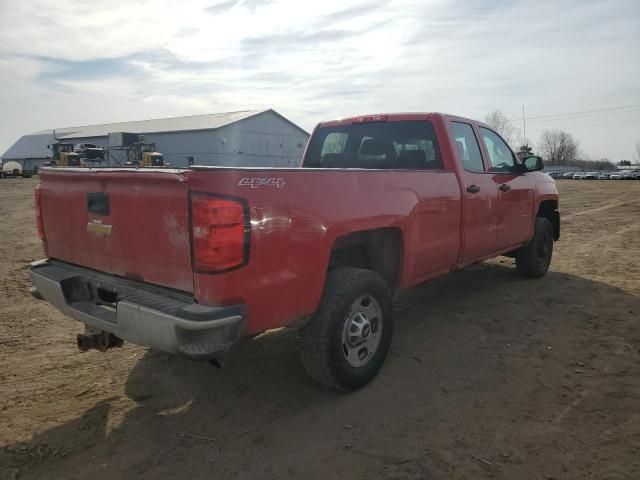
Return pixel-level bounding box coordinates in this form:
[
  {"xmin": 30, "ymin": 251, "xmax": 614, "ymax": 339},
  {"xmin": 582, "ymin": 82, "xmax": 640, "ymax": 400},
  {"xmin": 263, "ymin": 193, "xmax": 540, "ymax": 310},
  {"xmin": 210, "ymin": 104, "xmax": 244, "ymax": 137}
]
[{"xmin": 0, "ymin": 0, "xmax": 639, "ymax": 160}]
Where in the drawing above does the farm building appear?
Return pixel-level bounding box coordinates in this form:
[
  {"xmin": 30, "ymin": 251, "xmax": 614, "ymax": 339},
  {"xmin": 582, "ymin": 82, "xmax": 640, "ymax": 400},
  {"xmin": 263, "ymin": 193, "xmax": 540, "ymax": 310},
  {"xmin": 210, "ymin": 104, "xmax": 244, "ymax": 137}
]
[{"xmin": 0, "ymin": 109, "xmax": 309, "ymax": 170}]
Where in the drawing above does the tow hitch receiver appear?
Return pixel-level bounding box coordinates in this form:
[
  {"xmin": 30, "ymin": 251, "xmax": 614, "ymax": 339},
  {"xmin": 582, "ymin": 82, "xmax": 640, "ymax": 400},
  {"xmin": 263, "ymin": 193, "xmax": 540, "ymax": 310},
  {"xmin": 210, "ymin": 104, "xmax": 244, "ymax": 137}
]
[{"xmin": 77, "ymin": 328, "xmax": 124, "ymax": 352}]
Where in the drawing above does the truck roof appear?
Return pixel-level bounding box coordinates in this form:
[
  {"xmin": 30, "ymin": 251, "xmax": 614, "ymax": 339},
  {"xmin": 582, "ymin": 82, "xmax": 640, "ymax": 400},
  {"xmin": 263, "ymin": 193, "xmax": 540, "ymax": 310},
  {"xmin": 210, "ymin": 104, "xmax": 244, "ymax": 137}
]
[{"xmin": 317, "ymin": 112, "xmax": 489, "ymax": 128}]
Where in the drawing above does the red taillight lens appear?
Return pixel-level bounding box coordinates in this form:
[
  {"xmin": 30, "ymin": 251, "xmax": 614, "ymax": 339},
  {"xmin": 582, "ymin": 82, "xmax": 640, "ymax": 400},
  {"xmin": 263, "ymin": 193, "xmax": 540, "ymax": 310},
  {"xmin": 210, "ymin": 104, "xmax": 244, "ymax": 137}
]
[
  {"xmin": 190, "ymin": 193, "xmax": 249, "ymax": 273},
  {"xmin": 34, "ymin": 183, "xmax": 48, "ymax": 256},
  {"xmin": 34, "ymin": 184, "xmax": 45, "ymax": 240}
]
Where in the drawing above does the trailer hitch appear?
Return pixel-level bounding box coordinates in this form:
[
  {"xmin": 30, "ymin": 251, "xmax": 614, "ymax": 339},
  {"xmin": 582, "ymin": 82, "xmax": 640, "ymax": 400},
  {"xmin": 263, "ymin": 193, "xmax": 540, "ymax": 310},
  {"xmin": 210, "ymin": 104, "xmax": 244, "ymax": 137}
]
[{"xmin": 77, "ymin": 328, "xmax": 123, "ymax": 352}]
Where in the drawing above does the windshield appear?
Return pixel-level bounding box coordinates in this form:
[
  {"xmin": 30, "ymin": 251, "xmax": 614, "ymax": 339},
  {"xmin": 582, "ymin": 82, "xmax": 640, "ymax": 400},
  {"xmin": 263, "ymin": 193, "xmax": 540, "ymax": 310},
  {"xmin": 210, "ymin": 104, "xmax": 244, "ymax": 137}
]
[{"xmin": 303, "ymin": 120, "xmax": 442, "ymax": 170}]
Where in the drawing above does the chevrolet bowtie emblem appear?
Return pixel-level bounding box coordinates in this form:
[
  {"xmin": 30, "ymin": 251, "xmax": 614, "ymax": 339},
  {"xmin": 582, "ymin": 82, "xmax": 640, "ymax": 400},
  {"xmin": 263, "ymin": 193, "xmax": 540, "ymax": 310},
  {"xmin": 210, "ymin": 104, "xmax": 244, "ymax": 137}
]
[{"xmin": 87, "ymin": 219, "xmax": 112, "ymax": 237}]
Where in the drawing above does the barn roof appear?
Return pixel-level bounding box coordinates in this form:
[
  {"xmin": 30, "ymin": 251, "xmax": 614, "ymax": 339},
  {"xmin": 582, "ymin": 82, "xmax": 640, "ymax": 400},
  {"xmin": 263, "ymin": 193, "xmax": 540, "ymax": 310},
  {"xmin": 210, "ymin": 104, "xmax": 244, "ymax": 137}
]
[
  {"xmin": 38, "ymin": 109, "xmax": 267, "ymax": 139},
  {"xmin": 2, "ymin": 109, "xmax": 309, "ymax": 160},
  {"xmin": 1, "ymin": 132, "xmax": 57, "ymax": 160}
]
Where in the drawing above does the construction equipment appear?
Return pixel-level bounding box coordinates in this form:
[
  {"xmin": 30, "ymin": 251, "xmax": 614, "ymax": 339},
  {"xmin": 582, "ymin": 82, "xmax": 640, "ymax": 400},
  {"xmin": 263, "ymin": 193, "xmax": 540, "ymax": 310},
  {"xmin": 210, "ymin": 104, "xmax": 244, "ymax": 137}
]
[
  {"xmin": 47, "ymin": 143, "xmax": 82, "ymax": 167},
  {"xmin": 105, "ymin": 134, "xmax": 165, "ymax": 167},
  {"xmin": 131, "ymin": 142, "xmax": 164, "ymax": 167}
]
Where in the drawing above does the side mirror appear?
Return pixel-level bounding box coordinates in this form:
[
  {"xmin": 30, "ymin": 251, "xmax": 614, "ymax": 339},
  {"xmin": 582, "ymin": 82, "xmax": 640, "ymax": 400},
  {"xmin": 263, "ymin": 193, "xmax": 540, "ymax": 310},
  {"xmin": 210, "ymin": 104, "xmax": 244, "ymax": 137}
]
[{"xmin": 523, "ymin": 155, "xmax": 544, "ymax": 172}]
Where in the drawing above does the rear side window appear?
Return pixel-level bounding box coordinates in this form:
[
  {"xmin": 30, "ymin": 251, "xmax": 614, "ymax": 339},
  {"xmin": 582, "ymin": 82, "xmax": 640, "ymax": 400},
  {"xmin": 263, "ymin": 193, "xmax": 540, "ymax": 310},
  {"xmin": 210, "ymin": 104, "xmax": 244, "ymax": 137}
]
[
  {"xmin": 304, "ymin": 121, "xmax": 442, "ymax": 170},
  {"xmin": 321, "ymin": 133, "xmax": 348, "ymax": 156},
  {"xmin": 451, "ymin": 122, "xmax": 485, "ymax": 173}
]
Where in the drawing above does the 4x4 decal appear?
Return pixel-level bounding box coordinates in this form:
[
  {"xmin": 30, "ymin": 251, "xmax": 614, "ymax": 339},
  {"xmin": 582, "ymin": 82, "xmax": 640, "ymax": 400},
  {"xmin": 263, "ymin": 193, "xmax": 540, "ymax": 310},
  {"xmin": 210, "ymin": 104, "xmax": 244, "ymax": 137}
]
[{"xmin": 238, "ymin": 177, "xmax": 286, "ymax": 189}]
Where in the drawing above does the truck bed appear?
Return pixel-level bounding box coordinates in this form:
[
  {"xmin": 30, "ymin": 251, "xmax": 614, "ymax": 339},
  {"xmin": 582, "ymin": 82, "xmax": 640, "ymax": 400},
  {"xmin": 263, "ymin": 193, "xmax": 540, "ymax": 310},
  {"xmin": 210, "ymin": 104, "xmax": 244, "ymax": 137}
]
[{"xmin": 36, "ymin": 165, "xmax": 462, "ymax": 333}]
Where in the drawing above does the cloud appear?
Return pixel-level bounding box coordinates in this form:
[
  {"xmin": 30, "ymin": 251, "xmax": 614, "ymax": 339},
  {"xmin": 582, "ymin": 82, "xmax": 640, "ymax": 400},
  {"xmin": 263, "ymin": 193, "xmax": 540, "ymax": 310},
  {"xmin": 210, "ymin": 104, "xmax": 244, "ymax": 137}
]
[
  {"xmin": 205, "ymin": 0, "xmax": 241, "ymax": 15},
  {"xmin": 1, "ymin": 0, "xmax": 639, "ymax": 159}
]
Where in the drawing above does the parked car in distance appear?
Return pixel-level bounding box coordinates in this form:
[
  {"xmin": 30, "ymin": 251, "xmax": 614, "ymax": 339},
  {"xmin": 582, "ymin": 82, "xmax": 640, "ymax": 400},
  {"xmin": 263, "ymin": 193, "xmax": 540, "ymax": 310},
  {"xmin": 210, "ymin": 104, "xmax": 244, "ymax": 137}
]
[
  {"xmin": 562, "ymin": 172, "xmax": 575, "ymax": 178},
  {"xmin": 583, "ymin": 172, "xmax": 598, "ymax": 180},
  {"xmin": 546, "ymin": 172, "xmax": 563, "ymax": 179},
  {"xmin": 610, "ymin": 172, "xmax": 622, "ymax": 180},
  {"xmin": 620, "ymin": 170, "xmax": 635, "ymax": 180},
  {"xmin": 598, "ymin": 172, "xmax": 610, "ymax": 180},
  {"xmin": 573, "ymin": 172, "xmax": 585, "ymax": 179},
  {"xmin": 31, "ymin": 112, "xmax": 560, "ymax": 390}
]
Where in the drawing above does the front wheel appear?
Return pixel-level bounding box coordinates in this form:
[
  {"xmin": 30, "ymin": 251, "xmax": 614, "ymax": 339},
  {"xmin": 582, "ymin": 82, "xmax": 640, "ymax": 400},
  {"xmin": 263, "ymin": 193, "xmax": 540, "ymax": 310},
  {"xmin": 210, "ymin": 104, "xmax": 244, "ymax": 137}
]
[
  {"xmin": 515, "ymin": 217, "xmax": 554, "ymax": 278},
  {"xmin": 301, "ymin": 268, "xmax": 393, "ymax": 391}
]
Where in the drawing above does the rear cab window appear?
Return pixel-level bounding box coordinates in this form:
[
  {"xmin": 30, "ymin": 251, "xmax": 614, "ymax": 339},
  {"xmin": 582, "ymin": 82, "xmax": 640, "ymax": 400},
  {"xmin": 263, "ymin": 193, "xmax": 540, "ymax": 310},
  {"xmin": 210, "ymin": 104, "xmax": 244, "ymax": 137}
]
[{"xmin": 303, "ymin": 121, "xmax": 443, "ymax": 170}]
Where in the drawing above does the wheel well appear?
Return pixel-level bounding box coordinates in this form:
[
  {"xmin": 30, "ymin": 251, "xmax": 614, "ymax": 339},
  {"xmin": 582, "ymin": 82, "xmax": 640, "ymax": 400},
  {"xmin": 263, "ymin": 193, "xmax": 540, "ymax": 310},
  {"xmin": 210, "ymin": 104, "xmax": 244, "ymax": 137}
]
[
  {"xmin": 537, "ymin": 200, "xmax": 560, "ymax": 240},
  {"xmin": 328, "ymin": 228, "xmax": 403, "ymax": 288}
]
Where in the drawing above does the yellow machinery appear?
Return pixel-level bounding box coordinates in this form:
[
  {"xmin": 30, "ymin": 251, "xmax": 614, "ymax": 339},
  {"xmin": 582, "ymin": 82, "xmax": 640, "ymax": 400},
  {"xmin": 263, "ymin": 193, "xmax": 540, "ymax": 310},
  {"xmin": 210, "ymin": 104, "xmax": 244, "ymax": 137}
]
[
  {"xmin": 132, "ymin": 142, "xmax": 164, "ymax": 167},
  {"xmin": 49, "ymin": 143, "xmax": 82, "ymax": 167}
]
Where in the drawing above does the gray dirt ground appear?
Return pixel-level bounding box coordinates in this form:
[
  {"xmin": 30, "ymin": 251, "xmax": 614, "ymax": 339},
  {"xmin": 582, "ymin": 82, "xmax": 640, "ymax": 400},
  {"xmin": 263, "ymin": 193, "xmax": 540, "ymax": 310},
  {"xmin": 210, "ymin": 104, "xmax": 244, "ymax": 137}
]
[{"xmin": 1, "ymin": 177, "xmax": 639, "ymax": 479}]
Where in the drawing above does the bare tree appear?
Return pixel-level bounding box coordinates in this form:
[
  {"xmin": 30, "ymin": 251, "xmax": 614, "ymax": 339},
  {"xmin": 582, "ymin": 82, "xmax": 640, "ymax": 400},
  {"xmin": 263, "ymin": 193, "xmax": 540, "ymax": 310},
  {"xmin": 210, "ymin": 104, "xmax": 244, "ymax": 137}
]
[
  {"xmin": 573, "ymin": 157, "xmax": 616, "ymax": 171},
  {"xmin": 538, "ymin": 130, "xmax": 579, "ymax": 165},
  {"xmin": 484, "ymin": 110, "xmax": 520, "ymax": 147},
  {"xmin": 634, "ymin": 141, "xmax": 640, "ymax": 164}
]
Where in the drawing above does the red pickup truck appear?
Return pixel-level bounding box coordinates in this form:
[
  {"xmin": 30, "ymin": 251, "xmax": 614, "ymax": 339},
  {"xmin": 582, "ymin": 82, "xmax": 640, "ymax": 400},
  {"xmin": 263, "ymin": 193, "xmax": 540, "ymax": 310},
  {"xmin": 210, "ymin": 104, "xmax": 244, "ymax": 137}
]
[{"xmin": 31, "ymin": 113, "xmax": 559, "ymax": 390}]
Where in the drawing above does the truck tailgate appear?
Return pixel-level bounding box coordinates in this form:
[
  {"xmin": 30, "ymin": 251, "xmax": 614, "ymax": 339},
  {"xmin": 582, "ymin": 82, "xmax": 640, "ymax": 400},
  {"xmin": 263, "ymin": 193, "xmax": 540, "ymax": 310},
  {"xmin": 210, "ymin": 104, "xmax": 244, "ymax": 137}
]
[{"xmin": 38, "ymin": 169, "xmax": 193, "ymax": 293}]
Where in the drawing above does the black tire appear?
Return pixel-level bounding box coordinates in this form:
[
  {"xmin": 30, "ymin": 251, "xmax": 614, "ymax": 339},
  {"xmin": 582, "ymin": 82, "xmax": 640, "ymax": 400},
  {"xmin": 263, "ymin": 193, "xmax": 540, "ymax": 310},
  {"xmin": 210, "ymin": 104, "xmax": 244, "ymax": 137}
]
[
  {"xmin": 515, "ymin": 217, "xmax": 554, "ymax": 278},
  {"xmin": 301, "ymin": 267, "xmax": 393, "ymax": 391}
]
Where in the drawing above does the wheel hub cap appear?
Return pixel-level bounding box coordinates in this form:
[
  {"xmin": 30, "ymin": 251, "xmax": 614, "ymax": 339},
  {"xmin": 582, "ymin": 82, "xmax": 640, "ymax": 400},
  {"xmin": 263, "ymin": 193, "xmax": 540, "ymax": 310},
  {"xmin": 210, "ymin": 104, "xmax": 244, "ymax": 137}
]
[
  {"xmin": 342, "ymin": 295, "xmax": 383, "ymax": 368},
  {"xmin": 362, "ymin": 323, "xmax": 371, "ymax": 338}
]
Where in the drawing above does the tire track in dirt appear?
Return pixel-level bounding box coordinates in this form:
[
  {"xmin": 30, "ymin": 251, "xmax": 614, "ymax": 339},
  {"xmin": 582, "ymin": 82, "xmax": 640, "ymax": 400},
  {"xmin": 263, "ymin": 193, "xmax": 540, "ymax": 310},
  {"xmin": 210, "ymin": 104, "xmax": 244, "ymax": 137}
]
[{"xmin": 563, "ymin": 196, "xmax": 640, "ymax": 220}]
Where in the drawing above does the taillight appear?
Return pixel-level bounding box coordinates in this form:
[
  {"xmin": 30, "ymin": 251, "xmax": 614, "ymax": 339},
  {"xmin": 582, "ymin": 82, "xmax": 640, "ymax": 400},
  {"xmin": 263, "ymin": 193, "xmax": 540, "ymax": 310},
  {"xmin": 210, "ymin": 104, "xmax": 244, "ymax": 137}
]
[
  {"xmin": 34, "ymin": 183, "xmax": 48, "ymax": 256},
  {"xmin": 190, "ymin": 193, "xmax": 249, "ymax": 273},
  {"xmin": 34, "ymin": 184, "xmax": 45, "ymax": 240}
]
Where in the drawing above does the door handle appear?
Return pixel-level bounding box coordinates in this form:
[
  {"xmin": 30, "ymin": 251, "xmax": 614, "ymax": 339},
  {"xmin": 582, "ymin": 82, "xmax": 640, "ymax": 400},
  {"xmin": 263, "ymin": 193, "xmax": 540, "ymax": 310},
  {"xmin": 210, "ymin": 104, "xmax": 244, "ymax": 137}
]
[
  {"xmin": 466, "ymin": 185, "xmax": 480, "ymax": 194},
  {"xmin": 499, "ymin": 184, "xmax": 511, "ymax": 192}
]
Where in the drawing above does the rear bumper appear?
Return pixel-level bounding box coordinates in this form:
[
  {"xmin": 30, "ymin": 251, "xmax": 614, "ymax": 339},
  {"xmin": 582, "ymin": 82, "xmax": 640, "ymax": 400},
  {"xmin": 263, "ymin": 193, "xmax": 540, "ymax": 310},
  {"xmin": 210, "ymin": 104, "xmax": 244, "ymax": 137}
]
[{"xmin": 30, "ymin": 260, "xmax": 245, "ymax": 359}]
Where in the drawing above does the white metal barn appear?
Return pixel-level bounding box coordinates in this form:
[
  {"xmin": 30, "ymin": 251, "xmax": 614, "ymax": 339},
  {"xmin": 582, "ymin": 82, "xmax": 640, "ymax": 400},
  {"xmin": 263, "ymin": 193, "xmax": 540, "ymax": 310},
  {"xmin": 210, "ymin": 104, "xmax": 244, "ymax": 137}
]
[{"xmin": 1, "ymin": 109, "xmax": 309, "ymax": 169}]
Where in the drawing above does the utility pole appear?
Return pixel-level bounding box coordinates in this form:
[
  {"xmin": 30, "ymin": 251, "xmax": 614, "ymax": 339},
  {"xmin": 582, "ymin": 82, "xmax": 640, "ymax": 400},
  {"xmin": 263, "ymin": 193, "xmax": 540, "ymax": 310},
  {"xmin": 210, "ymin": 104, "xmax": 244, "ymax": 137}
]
[
  {"xmin": 522, "ymin": 104, "xmax": 526, "ymax": 147},
  {"xmin": 516, "ymin": 105, "xmax": 534, "ymax": 161}
]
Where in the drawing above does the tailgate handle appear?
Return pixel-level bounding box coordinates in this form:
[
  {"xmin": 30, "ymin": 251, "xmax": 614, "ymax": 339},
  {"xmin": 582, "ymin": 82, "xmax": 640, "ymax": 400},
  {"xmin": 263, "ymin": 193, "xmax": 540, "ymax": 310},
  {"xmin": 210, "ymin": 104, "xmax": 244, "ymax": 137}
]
[{"xmin": 87, "ymin": 192, "xmax": 110, "ymax": 215}]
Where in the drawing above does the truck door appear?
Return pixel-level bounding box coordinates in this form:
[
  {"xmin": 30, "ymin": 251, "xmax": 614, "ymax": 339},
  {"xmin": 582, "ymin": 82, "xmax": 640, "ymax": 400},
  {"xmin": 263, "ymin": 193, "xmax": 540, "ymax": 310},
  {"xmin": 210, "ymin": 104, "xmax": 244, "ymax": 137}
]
[
  {"xmin": 477, "ymin": 127, "xmax": 535, "ymax": 249},
  {"xmin": 450, "ymin": 121, "xmax": 499, "ymax": 262}
]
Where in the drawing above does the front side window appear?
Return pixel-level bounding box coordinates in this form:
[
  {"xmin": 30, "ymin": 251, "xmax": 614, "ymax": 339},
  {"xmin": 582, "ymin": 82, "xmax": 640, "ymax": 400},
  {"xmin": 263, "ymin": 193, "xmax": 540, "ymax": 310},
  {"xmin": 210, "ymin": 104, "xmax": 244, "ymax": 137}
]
[
  {"xmin": 479, "ymin": 128, "xmax": 516, "ymax": 172},
  {"xmin": 451, "ymin": 122, "xmax": 485, "ymax": 173},
  {"xmin": 304, "ymin": 121, "xmax": 442, "ymax": 170}
]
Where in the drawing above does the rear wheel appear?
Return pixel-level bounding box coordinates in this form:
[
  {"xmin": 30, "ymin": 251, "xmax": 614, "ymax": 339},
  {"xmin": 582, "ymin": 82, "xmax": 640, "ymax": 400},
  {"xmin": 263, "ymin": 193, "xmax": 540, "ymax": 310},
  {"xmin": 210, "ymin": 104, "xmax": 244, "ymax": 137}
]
[
  {"xmin": 301, "ymin": 268, "xmax": 393, "ymax": 391},
  {"xmin": 515, "ymin": 217, "xmax": 554, "ymax": 278}
]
